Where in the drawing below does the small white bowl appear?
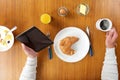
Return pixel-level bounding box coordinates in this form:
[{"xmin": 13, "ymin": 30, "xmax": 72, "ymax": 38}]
[{"xmin": 0, "ymin": 26, "xmax": 14, "ymax": 52}]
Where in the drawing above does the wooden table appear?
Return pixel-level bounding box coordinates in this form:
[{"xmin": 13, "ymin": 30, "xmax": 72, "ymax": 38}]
[{"xmin": 0, "ymin": 0, "xmax": 120, "ymax": 80}]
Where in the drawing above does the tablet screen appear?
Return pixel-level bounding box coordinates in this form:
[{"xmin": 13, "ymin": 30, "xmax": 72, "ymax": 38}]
[{"xmin": 16, "ymin": 26, "xmax": 53, "ymax": 52}]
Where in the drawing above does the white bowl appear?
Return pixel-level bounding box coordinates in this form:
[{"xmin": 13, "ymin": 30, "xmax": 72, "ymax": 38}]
[{"xmin": 0, "ymin": 26, "xmax": 14, "ymax": 52}]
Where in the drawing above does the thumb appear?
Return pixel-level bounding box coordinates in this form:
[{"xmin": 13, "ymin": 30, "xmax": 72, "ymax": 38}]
[
  {"xmin": 108, "ymin": 30, "xmax": 114, "ymax": 38},
  {"xmin": 21, "ymin": 43, "xmax": 27, "ymax": 50}
]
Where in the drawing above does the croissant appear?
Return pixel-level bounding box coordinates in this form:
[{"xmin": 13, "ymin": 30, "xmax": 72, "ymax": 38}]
[{"xmin": 59, "ymin": 36, "xmax": 79, "ymax": 55}]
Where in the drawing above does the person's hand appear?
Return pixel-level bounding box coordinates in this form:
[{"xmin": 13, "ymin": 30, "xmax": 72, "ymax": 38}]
[
  {"xmin": 21, "ymin": 43, "xmax": 38, "ymax": 58},
  {"xmin": 106, "ymin": 28, "xmax": 118, "ymax": 48}
]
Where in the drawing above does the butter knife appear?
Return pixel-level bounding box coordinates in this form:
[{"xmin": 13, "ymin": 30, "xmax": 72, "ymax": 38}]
[
  {"xmin": 46, "ymin": 33, "xmax": 52, "ymax": 59},
  {"xmin": 86, "ymin": 27, "xmax": 93, "ymax": 56}
]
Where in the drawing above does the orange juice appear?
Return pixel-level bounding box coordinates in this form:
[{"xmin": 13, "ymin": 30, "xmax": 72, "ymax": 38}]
[{"xmin": 40, "ymin": 14, "xmax": 51, "ymax": 24}]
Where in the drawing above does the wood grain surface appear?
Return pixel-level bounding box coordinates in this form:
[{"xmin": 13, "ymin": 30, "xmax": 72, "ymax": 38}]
[{"xmin": 0, "ymin": 0, "xmax": 120, "ymax": 80}]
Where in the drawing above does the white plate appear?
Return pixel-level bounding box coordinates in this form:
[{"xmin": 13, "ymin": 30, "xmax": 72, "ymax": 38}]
[
  {"xmin": 54, "ymin": 27, "xmax": 90, "ymax": 63},
  {"xmin": 0, "ymin": 26, "xmax": 14, "ymax": 52}
]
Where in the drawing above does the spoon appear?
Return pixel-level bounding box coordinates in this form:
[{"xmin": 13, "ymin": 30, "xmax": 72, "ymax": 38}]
[{"xmin": 6, "ymin": 26, "xmax": 17, "ymax": 35}]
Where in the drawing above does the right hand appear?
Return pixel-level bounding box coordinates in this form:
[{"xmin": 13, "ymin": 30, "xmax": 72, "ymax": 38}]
[
  {"xmin": 106, "ymin": 28, "xmax": 118, "ymax": 48},
  {"xmin": 21, "ymin": 43, "xmax": 38, "ymax": 58}
]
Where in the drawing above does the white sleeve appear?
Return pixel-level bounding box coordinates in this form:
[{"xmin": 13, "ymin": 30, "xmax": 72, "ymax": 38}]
[
  {"xmin": 101, "ymin": 48, "xmax": 119, "ymax": 80},
  {"xmin": 19, "ymin": 57, "xmax": 37, "ymax": 80}
]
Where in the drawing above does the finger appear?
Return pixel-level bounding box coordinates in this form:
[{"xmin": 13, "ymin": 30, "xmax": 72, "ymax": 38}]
[
  {"xmin": 112, "ymin": 29, "xmax": 118, "ymax": 41},
  {"xmin": 21, "ymin": 43, "xmax": 29, "ymax": 50},
  {"xmin": 106, "ymin": 35, "xmax": 112, "ymax": 41},
  {"xmin": 106, "ymin": 31, "xmax": 109, "ymax": 37},
  {"xmin": 108, "ymin": 29, "xmax": 114, "ymax": 38},
  {"xmin": 21, "ymin": 43, "xmax": 25, "ymax": 48},
  {"xmin": 111, "ymin": 27, "xmax": 115, "ymax": 30}
]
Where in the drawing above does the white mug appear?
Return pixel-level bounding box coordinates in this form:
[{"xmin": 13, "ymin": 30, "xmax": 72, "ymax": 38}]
[{"xmin": 96, "ymin": 18, "xmax": 112, "ymax": 32}]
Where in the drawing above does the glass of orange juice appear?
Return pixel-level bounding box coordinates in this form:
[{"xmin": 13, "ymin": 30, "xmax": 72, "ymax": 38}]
[{"xmin": 40, "ymin": 13, "xmax": 51, "ymax": 24}]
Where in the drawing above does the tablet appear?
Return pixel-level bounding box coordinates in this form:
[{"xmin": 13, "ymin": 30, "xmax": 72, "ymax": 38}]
[{"xmin": 16, "ymin": 26, "xmax": 53, "ymax": 52}]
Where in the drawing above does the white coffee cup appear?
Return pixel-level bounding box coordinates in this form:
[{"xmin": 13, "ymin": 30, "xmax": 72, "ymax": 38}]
[{"xmin": 96, "ymin": 18, "xmax": 112, "ymax": 32}]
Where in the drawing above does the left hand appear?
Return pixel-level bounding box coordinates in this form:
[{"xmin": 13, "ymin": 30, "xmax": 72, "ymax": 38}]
[{"xmin": 21, "ymin": 43, "xmax": 38, "ymax": 58}]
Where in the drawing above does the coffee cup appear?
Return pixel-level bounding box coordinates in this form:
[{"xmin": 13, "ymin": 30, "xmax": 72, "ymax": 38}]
[{"xmin": 96, "ymin": 18, "xmax": 112, "ymax": 32}]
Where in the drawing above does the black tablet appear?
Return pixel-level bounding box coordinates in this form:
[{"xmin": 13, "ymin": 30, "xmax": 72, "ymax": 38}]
[{"xmin": 16, "ymin": 26, "xmax": 53, "ymax": 52}]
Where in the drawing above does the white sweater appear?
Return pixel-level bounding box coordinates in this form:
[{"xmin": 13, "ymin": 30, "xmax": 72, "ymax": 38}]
[
  {"xmin": 19, "ymin": 48, "xmax": 118, "ymax": 80},
  {"xmin": 101, "ymin": 48, "xmax": 118, "ymax": 80},
  {"xmin": 19, "ymin": 57, "xmax": 37, "ymax": 80}
]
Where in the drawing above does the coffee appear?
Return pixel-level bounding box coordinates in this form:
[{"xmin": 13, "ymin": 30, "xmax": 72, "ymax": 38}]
[
  {"xmin": 100, "ymin": 20, "xmax": 109, "ymax": 30},
  {"xmin": 96, "ymin": 18, "xmax": 112, "ymax": 32}
]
